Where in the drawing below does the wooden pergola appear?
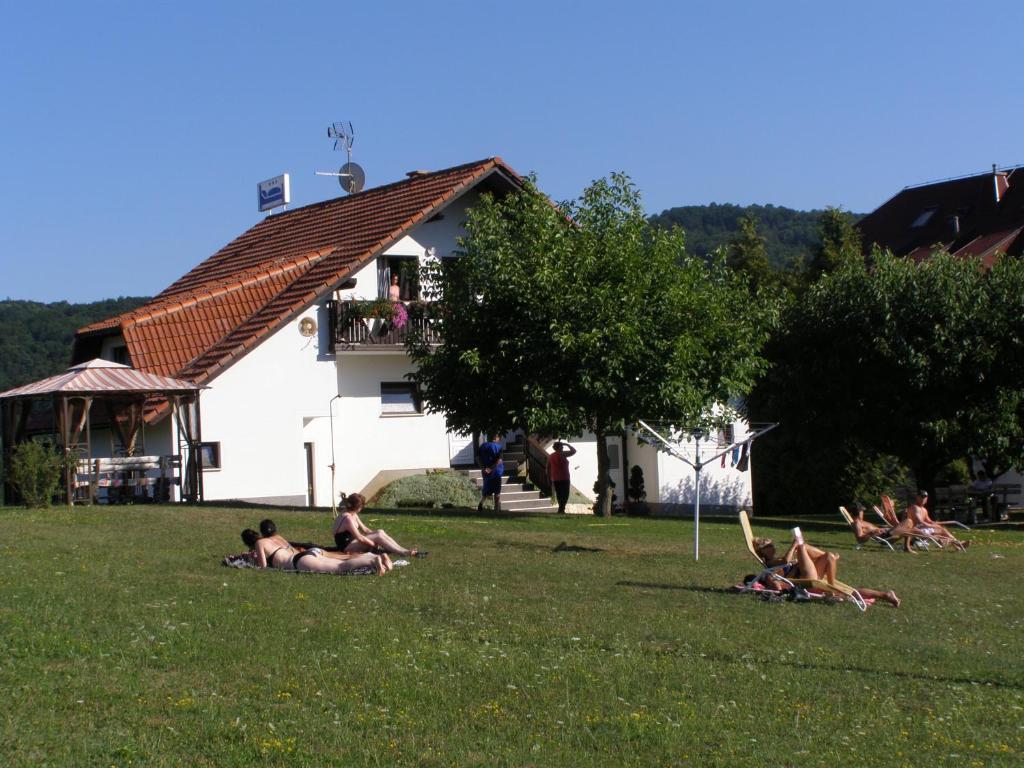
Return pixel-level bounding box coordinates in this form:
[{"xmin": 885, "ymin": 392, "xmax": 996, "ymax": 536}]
[{"xmin": 0, "ymin": 359, "xmax": 204, "ymax": 507}]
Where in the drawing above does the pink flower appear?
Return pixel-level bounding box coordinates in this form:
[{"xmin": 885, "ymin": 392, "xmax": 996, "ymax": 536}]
[{"xmin": 392, "ymin": 302, "xmax": 408, "ymax": 328}]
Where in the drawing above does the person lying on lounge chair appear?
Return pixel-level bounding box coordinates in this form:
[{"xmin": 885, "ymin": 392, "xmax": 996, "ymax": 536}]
[
  {"xmin": 848, "ymin": 502, "xmax": 895, "ymax": 544},
  {"xmin": 331, "ymin": 493, "xmax": 424, "ymax": 557},
  {"xmin": 241, "ymin": 526, "xmax": 389, "ymax": 575},
  {"xmin": 888, "ymin": 492, "xmax": 969, "ymax": 552},
  {"xmin": 752, "ymin": 534, "xmax": 901, "ymax": 607}
]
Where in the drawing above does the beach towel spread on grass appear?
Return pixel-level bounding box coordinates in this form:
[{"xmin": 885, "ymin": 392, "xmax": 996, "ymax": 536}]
[
  {"xmin": 221, "ymin": 552, "xmax": 410, "ymax": 574},
  {"xmin": 730, "ymin": 580, "xmax": 876, "ymax": 606}
]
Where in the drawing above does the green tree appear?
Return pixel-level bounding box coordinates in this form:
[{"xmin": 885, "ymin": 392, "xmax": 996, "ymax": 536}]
[
  {"xmin": 409, "ymin": 174, "xmax": 772, "ymax": 516},
  {"xmin": 805, "ymin": 207, "xmax": 862, "ymax": 282},
  {"xmin": 726, "ymin": 215, "xmax": 771, "ymax": 291},
  {"xmin": 0, "ymin": 297, "xmax": 150, "ymax": 391},
  {"xmin": 750, "ymin": 249, "xmax": 1024, "ymax": 512}
]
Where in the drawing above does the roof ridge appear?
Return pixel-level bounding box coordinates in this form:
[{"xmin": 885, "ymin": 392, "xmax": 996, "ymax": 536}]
[
  {"xmin": 902, "ymin": 163, "xmax": 1024, "ymax": 192},
  {"xmin": 251, "ymin": 157, "xmax": 507, "ymax": 221}
]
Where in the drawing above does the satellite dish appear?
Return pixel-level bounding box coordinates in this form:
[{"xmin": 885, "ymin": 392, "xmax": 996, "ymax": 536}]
[
  {"xmin": 298, "ymin": 317, "xmax": 318, "ymax": 337},
  {"xmin": 338, "ymin": 162, "xmax": 365, "ymax": 194}
]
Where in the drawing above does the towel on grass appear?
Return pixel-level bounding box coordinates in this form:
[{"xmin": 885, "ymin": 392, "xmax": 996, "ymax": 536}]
[{"xmin": 221, "ymin": 552, "xmax": 410, "ymax": 575}]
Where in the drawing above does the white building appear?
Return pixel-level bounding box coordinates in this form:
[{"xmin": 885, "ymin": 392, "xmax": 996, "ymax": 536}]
[{"xmin": 73, "ymin": 158, "xmax": 753, "ymax": 513}]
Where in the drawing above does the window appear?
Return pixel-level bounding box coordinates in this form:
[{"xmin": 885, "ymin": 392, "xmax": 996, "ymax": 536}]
[
  {"xmin": 198, "ymin": 442, "xmax": 221, "ymax": 469},
  {"xmin": 607, "ymin": 443, "xmax": 620, "ymax": 470},
  {"xmin": 385, "ymin": 257, "xmax": 420, "ymax": 301},
  {"xmin": 910, "ymin": 207, "xmax": 938, "ymax": 228},
  {"xmin": 381, "ymin": 382, "xmax": 422, "ymax": 415},
  {"xmin": 111, "ymin": 345, "xmax": 129, "ymax": 365}
]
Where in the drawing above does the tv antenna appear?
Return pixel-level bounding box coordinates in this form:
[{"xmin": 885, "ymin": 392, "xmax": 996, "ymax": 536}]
[{"xmin": 315, "ymin": 121, "xmax": 366, "ymax": 194}]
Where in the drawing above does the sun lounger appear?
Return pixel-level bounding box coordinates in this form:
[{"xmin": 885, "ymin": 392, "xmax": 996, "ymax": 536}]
[
  {"xmin": 839, "ymin": 506, "xmax": 895, "ymax": 550},
  {"xmin": 877, "ymin": 499, "xmax": 944, "ymax": 549},
  {"xmin": 738, "ymin": 511, "xmax": 868, "ymax": 611}
]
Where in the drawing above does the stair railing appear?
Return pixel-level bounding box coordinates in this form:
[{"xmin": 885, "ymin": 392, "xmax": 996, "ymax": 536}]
[{"xmin": 525, "ymin": 436, "xmax": 552, "ymax": 497}]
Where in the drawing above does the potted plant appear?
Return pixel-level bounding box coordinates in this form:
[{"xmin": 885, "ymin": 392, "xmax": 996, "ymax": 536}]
[{"xmin": 627, "ymin": 465, "xmax": 649, "ymax": 516}]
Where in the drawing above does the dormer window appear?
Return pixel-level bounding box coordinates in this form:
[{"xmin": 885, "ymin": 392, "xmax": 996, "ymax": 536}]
[{"xmin": 910, "ymin": 207, "xmax": 938, "ymax": 228}]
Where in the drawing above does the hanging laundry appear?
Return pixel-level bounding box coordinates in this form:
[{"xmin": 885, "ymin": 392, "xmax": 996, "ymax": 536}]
[
  {"xmin": 731, "ymin": 444, "xmax": 741, "ymax": 467},
  {"xmin": 736, "ymin": 441, "xmax": 750, "ymax": 472}
]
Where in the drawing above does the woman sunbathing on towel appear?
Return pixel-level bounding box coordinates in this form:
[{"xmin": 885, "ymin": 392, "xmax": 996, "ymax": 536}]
[
  {"xmin": 331, "ymin": 493, "xmax": 424, "ymax": 557},
  {"xmin": 241, "ymin": 525, "xmax": 389, "ymax": 575},
  {"xmin": 753, "ymin": 534, "xmax": 901, "ymax": 607}
]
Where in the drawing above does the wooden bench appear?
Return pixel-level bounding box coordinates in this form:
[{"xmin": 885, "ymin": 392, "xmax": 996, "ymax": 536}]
[
  {"xmin": 75, "ymin": 456, "xmax": 181, "ymax": 504},
  {"xmin": 932, "ymin": 485, "xmax": 970, "ymax": 521},
  {"xmin": 993, "ymin": 483, "xmax": 1022, "ymax": 515}
]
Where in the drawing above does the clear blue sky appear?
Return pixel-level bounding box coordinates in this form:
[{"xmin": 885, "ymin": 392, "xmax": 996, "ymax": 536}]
[{"xmin": 2, "ymin": 1, "xmax": 1022, "ymax": 302}]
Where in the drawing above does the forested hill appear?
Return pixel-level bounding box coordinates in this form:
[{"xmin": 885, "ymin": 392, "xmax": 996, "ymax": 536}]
[
  {"xmin": 649, "ymin": 203, "xmax": 863, "ymax": 270},
  {"xmin": 0, "ymin": 297, "xmax": 150, "ymax": 392}
]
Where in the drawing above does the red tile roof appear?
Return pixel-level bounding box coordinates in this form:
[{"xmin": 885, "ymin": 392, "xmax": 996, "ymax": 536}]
[
  {"xmin": 74, "ymin": 157, "xmax": 523, "ymax": 390},
  {"xmin": 857, "ymin": 166, "xmax": 1024, "ymax": 265}
]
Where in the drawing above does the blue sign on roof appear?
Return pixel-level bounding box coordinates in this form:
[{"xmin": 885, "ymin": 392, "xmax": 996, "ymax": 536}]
[{"xmin": 257, "ymin": 173, "xmax": 290, "ymax": 212}]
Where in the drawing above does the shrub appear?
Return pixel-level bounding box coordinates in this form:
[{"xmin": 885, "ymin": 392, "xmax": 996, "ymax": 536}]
[
  {"xmin": 373, "ymin": 471, "xmax": 480, "ymax": 509},
  {"xmin": 627, "ymin": 465, "xmax": 646, "ymax": 503},
  {"xmin": 7, "ymin": 442, "xmax": 72, "ymax": 508}
]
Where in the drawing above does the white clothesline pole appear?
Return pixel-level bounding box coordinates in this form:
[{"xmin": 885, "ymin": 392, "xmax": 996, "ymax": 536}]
[{"xmin": 635, "ymin": 420, "xmax": 778, "ymax": 561}]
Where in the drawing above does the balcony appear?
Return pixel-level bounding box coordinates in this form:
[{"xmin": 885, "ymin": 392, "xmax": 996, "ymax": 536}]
[{"xmin": 327, "ymin": 299, "xmax": 442, "ymax": 352}]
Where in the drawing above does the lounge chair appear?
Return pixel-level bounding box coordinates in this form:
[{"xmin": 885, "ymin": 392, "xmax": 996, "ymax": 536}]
[
  {"xmin": 880, "ymin": 495, "xmax": 901, "ymax": 526},
  {"xmin": 738, "ymin": 511, "xmax": 867, "ymax": 611},
  {"xmin": 839, "ymin": 506, "xmax": 895, "ymax": 550},
  {"xmin": 878, "ymin": 496, "xmax": 951, "ymax": 549}
]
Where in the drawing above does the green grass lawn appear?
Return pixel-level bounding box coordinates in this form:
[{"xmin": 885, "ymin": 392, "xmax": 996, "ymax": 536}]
[{"xmin": 1, "ymin": 505, "xmax": 1022, "ymax": 767}]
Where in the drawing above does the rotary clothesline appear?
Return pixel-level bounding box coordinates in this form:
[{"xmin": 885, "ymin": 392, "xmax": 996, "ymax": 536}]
[{"xmin": 635, "ymin": 420, "xmax": 778, "ymax": 561}]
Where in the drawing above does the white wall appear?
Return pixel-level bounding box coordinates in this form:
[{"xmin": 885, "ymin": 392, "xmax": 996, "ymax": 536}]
[
  {"xmin": 642, "ymin": 421, "xmax": 754, "ymax": 513},
  {"xmin": 333, "ymin": 354, "xmax": 451, "ymax": 497},
  {"xmin": 539, "ymin": 421, "xmax": 753, "ymax": 514},
  {"xmin": 551, "ymin": 433, "xmax": 625, "ymax": 503},
  {"xmin": 197, "ymin": 304, "xmax": 338, "ymax": 505}
]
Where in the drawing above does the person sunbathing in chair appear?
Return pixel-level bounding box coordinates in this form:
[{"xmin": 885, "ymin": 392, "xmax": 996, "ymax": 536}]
[
  {"xmin": 753, "ymin": 533, "xmax": 901, "ymax": 607},
  {"xmin": 889, "ymin": 492, "xmax": 969, "ymax": 552},
  {"xmin": 849, "ymin": 502, "xmax": 894, "ymax": 544}
]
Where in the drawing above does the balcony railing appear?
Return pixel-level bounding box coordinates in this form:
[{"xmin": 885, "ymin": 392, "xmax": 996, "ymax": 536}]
[{"xmin": 328, "ymin": 299, "xmax": 442, "ymax": 351}]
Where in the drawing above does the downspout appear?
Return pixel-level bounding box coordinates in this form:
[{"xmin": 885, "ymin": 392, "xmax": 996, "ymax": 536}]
[
  {"xmin": 328, "ymin": 393, "xmax": 342, "ymax": 514},
  {"xmin": 621, "ymin": 427, "xmax": 630, "ymax": 508}
]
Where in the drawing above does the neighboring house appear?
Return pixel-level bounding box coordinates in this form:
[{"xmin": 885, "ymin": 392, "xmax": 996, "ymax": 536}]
[
  {"xmin": 856, "ymin": 164, "xmax": 1024, "ymax": 507},
  {"xmin": 73, "ymin": 158, "xmax": 752, "ymax": 512},
  {"xmin": 857, "ymin": 165, "xmax": 1024, "ymax": 264}
]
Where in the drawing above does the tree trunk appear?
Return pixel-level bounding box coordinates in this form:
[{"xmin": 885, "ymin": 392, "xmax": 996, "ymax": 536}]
[{"xmin": 594, "ymin": 428, "xmax": 613, "ymax": 517}]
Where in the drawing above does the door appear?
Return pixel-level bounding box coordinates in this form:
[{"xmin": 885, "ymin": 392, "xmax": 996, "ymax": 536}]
[
  {"xmin": 304, "ymin": 442, "xmax": 315, "ymax": 507},
  {"xmin": 448, "ymin": 431, "xmax": 475, "ymax": 466}
]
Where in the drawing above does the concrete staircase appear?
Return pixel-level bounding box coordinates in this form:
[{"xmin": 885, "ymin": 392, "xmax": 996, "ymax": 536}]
[{"xmin": 454, "ymin": 438, "xmax": 558, "ymax": 513}]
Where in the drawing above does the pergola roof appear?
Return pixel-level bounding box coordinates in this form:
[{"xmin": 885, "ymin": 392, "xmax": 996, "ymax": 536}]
[{"xmin": 0, "ymin": 359, "xmax": 201, "ymax": 400}]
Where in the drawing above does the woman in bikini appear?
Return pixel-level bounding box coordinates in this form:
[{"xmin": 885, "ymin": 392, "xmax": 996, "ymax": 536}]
[
  {"xmin": 331, "ymin": 493, "xmax": 423, "ymax": 557},
  {"xmin": 242, "ymin": 523, "xmax": 389, "ymax": 575},
  {"xmin": 753, "ymin": 534, "xmax": 900, "ymax": 607}
]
